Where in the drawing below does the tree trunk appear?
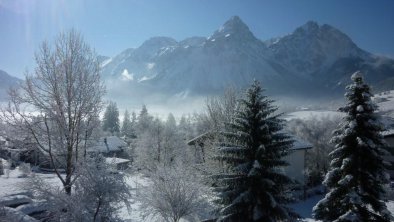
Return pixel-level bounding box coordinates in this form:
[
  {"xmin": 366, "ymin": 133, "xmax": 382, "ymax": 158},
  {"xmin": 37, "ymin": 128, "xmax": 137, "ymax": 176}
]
[
  {"xmin": 65, "ymin": 144, "xmax": 73, "ymax": 195},
  {"xmin": 93, "ymin": 198, "xmax": 102, "ymax": 222}
]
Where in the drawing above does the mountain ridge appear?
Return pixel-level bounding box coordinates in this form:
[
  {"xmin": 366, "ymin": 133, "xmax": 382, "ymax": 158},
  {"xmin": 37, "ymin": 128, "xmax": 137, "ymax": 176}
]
[
  {"xmin": 94, "ymin": 16, "xmax": 394, "ymax": 100},
  {"xmin": 0, "ymin": 70, "xmax": 22, "ymax": 100}
]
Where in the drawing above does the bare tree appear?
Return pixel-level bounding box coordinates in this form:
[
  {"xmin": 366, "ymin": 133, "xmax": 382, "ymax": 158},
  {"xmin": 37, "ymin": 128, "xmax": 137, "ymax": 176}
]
[
  {"xmin": 191, "ymin": 86, "xmax": 239, "ymax": 173},
  {"xmin": 203, "ymin": 86, "xmax": 239, "ymax": 133},
  {"xmin": 1, "ymin": 30, "xmax": 105, "ymax": 194},
  {"xmin": 139, "ymin": 163, "xmax": 211, "ymax": 222}
]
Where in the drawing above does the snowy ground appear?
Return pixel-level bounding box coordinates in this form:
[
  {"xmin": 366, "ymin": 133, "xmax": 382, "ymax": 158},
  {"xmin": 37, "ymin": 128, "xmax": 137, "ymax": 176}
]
[
  {"xmin": 0, "ymin": 167, "xmax": 61, "ymax": 197},
  {"xmin": 1, "ymin": 168, "xmax": 394, "ymax": 221},
  {"xmin": 282, "ymin": 89, "xmax": 394, "ymax": 123},
  {"xmin": 0, "ymin": 168, "xmax": 174, "ymax": 221},
  {"xmin": 118, "ymin": 173, "xmax": 152, "ymax": 221},
  {"xmin": 290, "ymin": 194, "xmax": 394, "ymax": 222},
  {"xmin": 373, "ymin": 90, "xmax": 394, "ymax": 114},
  {"xmin": 283, "ymin": 110, "xmax": 344, "ymax": 121}
]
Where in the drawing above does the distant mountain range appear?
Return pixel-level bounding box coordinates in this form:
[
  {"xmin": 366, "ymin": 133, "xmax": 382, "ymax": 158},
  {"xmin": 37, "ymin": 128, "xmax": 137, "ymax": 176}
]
[
  {"xmin": 0, "ymin": 70, "xmax": 21, "ymax": 100},
  {"xmin": 2, "ymin": 16, "xmax": 394, "ymax": 106},
  {"xmin": 100, "ymin": 16, "xmax": 394, "ymax": 101}
]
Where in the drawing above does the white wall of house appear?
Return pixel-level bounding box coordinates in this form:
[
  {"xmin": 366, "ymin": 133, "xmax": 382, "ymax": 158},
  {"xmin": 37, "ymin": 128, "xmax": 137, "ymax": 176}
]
[{"xmin": 283, "ymin": 149, "xmax": 306, "ymax": 185}]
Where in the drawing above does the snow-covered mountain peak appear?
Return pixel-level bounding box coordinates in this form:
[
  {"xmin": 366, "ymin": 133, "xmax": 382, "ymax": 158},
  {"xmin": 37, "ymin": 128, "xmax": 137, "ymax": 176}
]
[
  {"xmin": 219, "ymin": 16, "xmax": 248, "ymax": 32},
  {"xmin": 267, "ymin": 21, "xmax": 368, "ymax": 76},
  {"xmin": 296, "ymin": 20, "xmax": 319, "ymax": 34},
  {"xmin": 211, "ymin": 15, "xmax": 255, "ymax": 41},
  {"xmin": 291, "ymin": 21, "xmax": 359, "ymax": 51}
]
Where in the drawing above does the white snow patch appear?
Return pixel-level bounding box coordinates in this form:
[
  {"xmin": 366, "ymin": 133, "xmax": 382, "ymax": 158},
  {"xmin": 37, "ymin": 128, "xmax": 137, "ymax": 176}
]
[
  {"xmin": 356, "ymin": 105, "xmax": 364, "ymax": 112},
  {"xmin": 156, "ymin": 46, "xmax": 176, "ymax": 56},
  {"xmin": 0, "ymin": 195, "xmax": 32, "ymax": 207},
  {"xmin": 146, "ymin": 63, "xmax": 155, "ymax": 70},
  {"xmin": 284, "ymin": 110, "xmax": 344, "ymax": 121},
  {"xmin": 16, "ymin": 201, "xmax": 48, "ymax": 215},
  {"xmin": 138, "ymin": 74, "xmax": 156, "ymax": 83},
  {"xmin": 105, "ymin": 157, "xmax": 131, "ymax": 165},
  {"xmin": 121, "ymin": 69, "xmax": 134, "ymax": 81},
  {"xmin": 1, "ymin": 207, "xmax": 38, "ymax": 222},
  {"xmin": 100, "ymin": 58, "xmax": 112, "ymax": 67},
  {"xmin": 174, "ymin": 90, "xmax": 190, "ymax": 99},
  {"xmin": 271, "ymin": 38, "xmax": 280, "ymax": 45}
]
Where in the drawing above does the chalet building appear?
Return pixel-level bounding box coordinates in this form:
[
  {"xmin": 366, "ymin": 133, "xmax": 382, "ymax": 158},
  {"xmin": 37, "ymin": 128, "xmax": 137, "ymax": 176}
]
[
  {"xmin": 187, "ymin": 132, "xmax": 312, "ymax": 186},
  {"xmin": 283, "ymin": 138, "xmax": 313, "ymax": 185},
  {"xmin": 187, "ymin": 132, "xmax": 214, "ymax": 164}
]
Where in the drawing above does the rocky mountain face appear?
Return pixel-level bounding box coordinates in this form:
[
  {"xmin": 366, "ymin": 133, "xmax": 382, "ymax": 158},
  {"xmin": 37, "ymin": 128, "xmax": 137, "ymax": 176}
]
[
  {"xmin": 101, "ymin": 16, "xmax": 394, "ymax": 100},
  {"xmin": 0, "ymin": 70, "xmax": 21, "ymax": 100}
]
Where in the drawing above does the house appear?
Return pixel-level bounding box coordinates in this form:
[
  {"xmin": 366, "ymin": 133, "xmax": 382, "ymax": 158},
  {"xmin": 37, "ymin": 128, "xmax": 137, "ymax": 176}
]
[
  {"xmin": 382, "ymin": 129, "xmax": 394, "ymax": 179},
  {"xmin": 187, "ymin": 132, "xmax": 313, "ymax": 186},
  {"xmin": 87, "ymin": 136, "xmax": 128, "ymax": 158},
  {"xmin": 283, "ymin": 137, "xmax": 313, "ymax": 186},
  {"xmin": 0, "ymin": 136, "xmax": 40, "ymax": 167},
  {"xmin": 187, "ymin": 132, "xmax": 214, "ymax": 164}
]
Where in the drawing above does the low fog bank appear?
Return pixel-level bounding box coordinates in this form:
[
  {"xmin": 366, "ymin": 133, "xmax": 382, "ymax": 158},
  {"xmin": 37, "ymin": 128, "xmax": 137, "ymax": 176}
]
[{"xmin": 106, "ymin": 92, "xmax": 345, "ymax": 122}]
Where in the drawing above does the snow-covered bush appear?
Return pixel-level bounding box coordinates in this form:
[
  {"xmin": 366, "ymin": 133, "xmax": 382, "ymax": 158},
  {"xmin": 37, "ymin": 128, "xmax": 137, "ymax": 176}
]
[
  {"xmin": 3, "ymin": 160, "xmax": 10, "ymax": 178},
  {"xmin": 26, "ymin": 155, "xmax": 132, "ymax": 221},
  {"xmin": 18, "ymin": 163, "xmax": 31, "ymax": 178},
  {"xmin": 139, "ymin": 163, "xmax": 212, "ymax": 222}
]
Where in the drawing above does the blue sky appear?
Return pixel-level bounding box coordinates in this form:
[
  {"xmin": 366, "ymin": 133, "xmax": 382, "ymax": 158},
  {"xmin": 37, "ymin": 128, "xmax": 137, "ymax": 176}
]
[{"xmin": 1, "ymin": 0, "xmax": 394, "ymax": 78}]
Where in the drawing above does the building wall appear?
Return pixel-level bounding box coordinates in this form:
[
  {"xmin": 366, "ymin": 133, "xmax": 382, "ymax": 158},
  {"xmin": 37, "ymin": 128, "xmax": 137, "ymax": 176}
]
[{"xmin": 283, "ymin": 149, "xmax": 306, "ymax": 185}]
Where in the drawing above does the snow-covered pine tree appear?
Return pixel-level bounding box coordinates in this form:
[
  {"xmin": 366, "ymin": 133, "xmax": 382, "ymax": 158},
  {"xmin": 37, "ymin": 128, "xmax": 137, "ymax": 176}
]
[
  {"xmin": 102, "ymin": 101, "xmax": 120, "ymax": 135},
  {"xmin": 121, "ymin": 109, "xmax": 131, "ymax": 136},
  {"xmin": 216, "ymin": 80, "xmax": 295, "ymax": 222},
  {"xmin": 121, "ymin": 109, "xmax": 136, "ymax": 138},
  {"xmin": 313, "ymin": 71, "xmax": 393, "ymax": 222}
]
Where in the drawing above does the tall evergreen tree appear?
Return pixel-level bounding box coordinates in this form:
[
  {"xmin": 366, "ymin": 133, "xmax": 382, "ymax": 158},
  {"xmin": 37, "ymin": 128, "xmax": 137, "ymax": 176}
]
[
  {"xmin": 137, "ymin": 104, "xmax": 153, "ymax": 134},
  {"xmin": 313, "ymin": 71, "xmax": 393, "ymax": 222},
  {"xmin": 216, "ymin": 80, "xmax": 295, "ymax": 222},
  {"xmin": 121, "ymin": 109, "xmax": 136, "ymax": 138},
  {"xmin": 102, "ymin": 101, "xmax": 120, "ymax": 135},
  {"xmin": 131, "ymin": 111, "xmax": 137, "ymax": 136}
]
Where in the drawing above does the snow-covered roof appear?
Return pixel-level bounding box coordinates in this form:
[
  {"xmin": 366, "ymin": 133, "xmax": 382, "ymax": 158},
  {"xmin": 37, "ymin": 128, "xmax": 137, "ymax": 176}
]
[
  {"xmin": 291, "ymin": 137, "xmax": 313, "ymax": 150},
  {"xmin": 105, "ymin": 157, "xmax": 131, "ymax": 165},
  {"xmin": 87, "ymin": 136, "xmax": 127, "ymax": 153},
  {"xmin": 187, "ymin": 132, "xmax": 214, "ymax": 145}
]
